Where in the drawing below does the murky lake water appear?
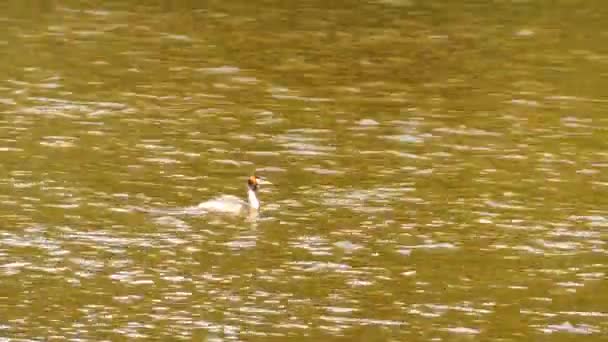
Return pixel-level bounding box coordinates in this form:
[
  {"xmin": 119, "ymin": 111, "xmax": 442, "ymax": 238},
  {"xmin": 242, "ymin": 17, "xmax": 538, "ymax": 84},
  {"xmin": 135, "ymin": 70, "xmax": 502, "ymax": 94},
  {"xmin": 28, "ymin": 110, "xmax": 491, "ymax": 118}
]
[{"xmin": 1, "ymin": 1, "xmax": 608, "ymax": 340}]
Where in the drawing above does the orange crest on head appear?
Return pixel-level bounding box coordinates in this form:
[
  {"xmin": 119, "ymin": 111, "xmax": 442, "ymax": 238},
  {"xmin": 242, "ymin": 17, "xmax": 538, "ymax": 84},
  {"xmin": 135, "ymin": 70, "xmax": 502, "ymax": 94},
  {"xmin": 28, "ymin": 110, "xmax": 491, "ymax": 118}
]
[{"xmin": 248, "ymin": 175, "xmax": 258, "ymax": 186}]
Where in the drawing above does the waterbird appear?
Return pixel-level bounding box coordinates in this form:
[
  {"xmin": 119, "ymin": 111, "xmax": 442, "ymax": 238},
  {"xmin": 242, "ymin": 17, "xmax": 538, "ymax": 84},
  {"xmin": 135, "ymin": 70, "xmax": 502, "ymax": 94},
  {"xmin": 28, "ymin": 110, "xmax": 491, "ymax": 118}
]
[{"xmin": 196, "ymin": 175, "xmax": 271, "ymax": 214}]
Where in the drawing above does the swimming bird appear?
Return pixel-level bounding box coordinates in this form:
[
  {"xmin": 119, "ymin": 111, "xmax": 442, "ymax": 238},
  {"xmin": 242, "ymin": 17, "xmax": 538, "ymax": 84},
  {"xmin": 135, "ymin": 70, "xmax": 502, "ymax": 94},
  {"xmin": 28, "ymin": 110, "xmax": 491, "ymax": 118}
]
[{"xmin": 196, "ymin": 175, "xmax": 270, "ymax": 214}]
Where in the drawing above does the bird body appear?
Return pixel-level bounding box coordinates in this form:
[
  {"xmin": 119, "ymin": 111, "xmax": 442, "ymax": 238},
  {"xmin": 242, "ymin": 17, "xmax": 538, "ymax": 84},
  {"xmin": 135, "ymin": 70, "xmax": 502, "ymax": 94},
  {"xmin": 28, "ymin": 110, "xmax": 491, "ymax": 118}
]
[{"xmin": 196, "ymin": 175, "xmax": 269, "ymax": 214}]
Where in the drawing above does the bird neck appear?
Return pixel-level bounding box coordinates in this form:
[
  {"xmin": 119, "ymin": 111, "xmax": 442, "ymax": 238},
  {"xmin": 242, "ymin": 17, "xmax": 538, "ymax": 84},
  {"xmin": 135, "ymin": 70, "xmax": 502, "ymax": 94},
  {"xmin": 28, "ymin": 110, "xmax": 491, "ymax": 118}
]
[{"xmin": 247, "ymin": 188, "xmax": 260, "ymax": 209}]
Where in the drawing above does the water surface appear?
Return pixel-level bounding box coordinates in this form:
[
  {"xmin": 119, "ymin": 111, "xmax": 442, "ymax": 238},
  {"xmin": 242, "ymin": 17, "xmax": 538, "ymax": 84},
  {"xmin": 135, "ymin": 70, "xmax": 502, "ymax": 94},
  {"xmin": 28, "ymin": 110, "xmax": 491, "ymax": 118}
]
[{"xmin": 1, "ymin": 0, "xmax": 608, "ymax": 340}]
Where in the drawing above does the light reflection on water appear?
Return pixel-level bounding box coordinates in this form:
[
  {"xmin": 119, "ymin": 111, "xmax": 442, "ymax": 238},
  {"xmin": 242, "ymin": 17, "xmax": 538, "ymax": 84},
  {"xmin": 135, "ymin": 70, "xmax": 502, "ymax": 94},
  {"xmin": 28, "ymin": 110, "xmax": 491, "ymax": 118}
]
[{"xmin": 1, "ymin": 0, "xmax": 608, "ymax": 340}]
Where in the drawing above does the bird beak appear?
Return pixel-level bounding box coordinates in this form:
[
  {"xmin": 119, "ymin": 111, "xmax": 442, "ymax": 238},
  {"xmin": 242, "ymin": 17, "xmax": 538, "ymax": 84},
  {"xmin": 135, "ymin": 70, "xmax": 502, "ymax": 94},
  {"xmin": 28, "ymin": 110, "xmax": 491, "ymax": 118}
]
[{"xmin": 256, "ymin": 178, "xmax": 272, "ymax": 185}]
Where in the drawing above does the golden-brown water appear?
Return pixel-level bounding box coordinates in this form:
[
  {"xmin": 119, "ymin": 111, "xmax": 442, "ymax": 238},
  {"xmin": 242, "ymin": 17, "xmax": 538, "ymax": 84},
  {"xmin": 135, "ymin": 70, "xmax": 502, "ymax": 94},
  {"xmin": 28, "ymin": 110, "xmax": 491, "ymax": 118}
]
[{"xmin": 1, "ymin": 1, "xmax": 607, "ymax": 340}]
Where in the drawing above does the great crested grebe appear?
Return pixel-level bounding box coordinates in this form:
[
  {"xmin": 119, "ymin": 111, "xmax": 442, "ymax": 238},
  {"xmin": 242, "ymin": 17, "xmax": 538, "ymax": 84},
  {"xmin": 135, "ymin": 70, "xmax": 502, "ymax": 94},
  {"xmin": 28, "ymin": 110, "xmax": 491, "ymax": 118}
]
[{"xmin": 196, "ymin": 175, "xmax": 270, "ymax": 214}]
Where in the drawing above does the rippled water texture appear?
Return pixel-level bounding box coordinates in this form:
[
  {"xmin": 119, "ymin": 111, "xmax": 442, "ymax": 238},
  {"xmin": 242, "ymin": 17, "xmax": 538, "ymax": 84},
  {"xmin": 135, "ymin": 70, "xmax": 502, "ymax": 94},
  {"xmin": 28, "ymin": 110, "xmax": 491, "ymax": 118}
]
[{"xmin": 1, "ymin": 1, "xmax": 608, "ymax": 340}]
